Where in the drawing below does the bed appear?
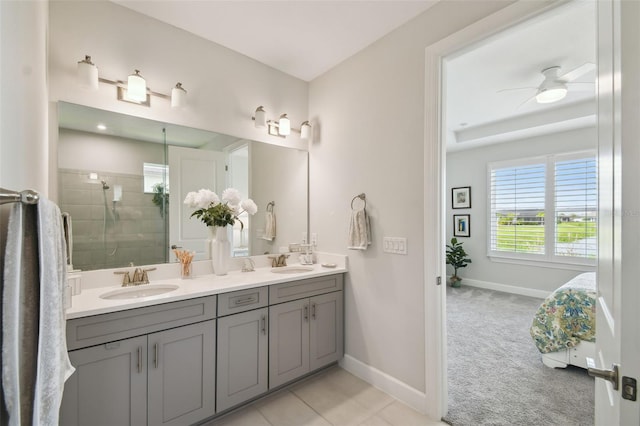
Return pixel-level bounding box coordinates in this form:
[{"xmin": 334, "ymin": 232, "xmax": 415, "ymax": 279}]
[{"xmin": 529, "ymin": 272, "xmax": 596, "ymax": 369}]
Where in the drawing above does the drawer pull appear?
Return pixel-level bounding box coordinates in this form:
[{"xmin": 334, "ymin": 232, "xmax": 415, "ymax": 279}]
[
  {"xmin": 137, "ymin": 347, "xmax": 142, "ymax": 373},
  {"xmin": 311, "ymin": 302, "xmax": 316, "ymax": 320},
  {"xmin": 233, "ymin": 296, "xmax": 257, "ymax": 306},
  {"xmin": 261, "ymin": 315, "xmax": 266, "ymax": 335},
  {"xmin": 105, "ymin": 342, "xmax": 121, "ymax": 350},
  {"xmin": 304, "ymin": 304, "xmax": 309, "ymax": 322}
]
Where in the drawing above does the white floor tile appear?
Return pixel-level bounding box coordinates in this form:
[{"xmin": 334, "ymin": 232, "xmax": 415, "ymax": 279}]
[{"xmin": 254, "ymin": 390, "xmax": 331, "ymax": 426}]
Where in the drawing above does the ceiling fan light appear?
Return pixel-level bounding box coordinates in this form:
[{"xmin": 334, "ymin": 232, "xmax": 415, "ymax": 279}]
[{"xmin": 536, "ymin": 87, "xmax": 567, "ymax": 104}]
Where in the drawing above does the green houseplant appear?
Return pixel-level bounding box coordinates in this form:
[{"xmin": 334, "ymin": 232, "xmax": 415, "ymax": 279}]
[{"xmin": 446, "ymin": 237, "xmax": 472, "ymax": 287}]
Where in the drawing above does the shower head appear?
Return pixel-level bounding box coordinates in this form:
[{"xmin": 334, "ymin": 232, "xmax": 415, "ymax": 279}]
[{"xmin": 101, "ymin": 180, "xmax": 109, "ymax": 190}]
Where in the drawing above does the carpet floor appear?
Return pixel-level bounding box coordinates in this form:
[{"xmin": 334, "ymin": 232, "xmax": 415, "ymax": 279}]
[{"xmin": 443, "ymin": 285, "xmax": 594, "ymax": 426}]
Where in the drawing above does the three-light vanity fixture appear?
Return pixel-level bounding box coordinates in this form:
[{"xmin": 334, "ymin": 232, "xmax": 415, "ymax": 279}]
[
  {"xmin": 77, "ymin": 55, "xmax": 187, "ymax": 108},
  {"xmin": 253, "ymin": 106, "xmax": 311, "ymax": 139}
]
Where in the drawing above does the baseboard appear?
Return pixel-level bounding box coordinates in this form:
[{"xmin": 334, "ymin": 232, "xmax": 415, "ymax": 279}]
[
  {"xmin": 339, "ymin": 354, "xmax": 427, "ymax": 414},
  {"xmin": 459, "ymin": 278, "xmax": 548, "ymax": 299}
]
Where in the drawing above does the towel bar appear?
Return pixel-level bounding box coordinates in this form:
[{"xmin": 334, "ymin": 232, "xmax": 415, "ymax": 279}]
[
  {"xmin": 0, "ymin": 187, "xmax": 39, "ymax": 205},
  {"xmin": 351, "ymin": 193, "xmax": 366, "ymax": 210}
]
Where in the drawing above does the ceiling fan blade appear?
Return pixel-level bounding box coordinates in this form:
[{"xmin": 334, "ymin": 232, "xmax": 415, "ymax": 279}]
[
  {"xmin": 496, "ymin": 87, "xmax": 536, "ymax": 94},
  {"xmin": 516, "ymin": 92, "xmax": 538, "ymax": 110},
  {"xmin": 559, "ymin": 62, "xmax": 596, "ymax": 82}
]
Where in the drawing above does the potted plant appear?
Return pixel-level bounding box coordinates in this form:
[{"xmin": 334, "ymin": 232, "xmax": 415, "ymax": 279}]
[{"xmin": 446, "ymin": 237, "xmax": 472, "ymax": 287}]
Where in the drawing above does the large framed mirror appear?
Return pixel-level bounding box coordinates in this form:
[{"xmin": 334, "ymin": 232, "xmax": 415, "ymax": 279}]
[{"xmin": 57, "ymin": 102, "xmax": 308, "ymax": 272}]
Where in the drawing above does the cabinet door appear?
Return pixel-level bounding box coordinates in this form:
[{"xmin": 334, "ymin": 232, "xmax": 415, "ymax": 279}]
[
  {"xmin": 310, "ymin": 291, "xmax": 344, "ymax": 370},
  {"xmin": 217, "ymin": 308, "xmax": 268, "ymax": 412},
  {"xmin": 59, "ymin": 335, "xmax": 147, "ymax": 426},
  {"xmin": 147, "ymin": 319, "xmax": 216, "ymax": 426},
  {"xmin": 269, "ymin": 299, "xmax": 310, "ymax": 389}
]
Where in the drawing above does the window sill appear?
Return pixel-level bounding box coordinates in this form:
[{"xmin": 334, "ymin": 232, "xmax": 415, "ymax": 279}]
[{"xmin": 488, "ymin": 255, "xmax": 596, "ymax": 272}]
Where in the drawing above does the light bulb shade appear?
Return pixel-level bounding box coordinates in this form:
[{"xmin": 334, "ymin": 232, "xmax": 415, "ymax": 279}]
[
  {"xmin": 77, "ymin": 55, "xmax": 99, "ymax": 90},
  {"xmin": 535, "ymin": 87, "xmax": 567, "ymax": 104},
  {"xmin": 171, "ymin": 82, "xmax": 187, "ymax": 108},
  {"xmin": 300, "ymin": 121, "xmax": 311, "ymax": 140},
  {"xmin": 278, "ymin": 114, "xmax": 291, "ymax": 136},
  {"xmin": 254, "ymin": 106, "xmax": 266, "ymax": 128},
  {"xmin": 127, "ymin": 70, "xmax": 147, "ymax": 102}
]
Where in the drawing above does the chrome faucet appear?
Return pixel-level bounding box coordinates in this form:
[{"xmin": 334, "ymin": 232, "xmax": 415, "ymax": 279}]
[{"xmin": 114, "ymin": 267, "xmax": 156, "ymax": 286}]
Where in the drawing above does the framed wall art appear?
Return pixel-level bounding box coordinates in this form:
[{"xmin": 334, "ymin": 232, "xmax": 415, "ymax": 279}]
[
  {"xmin": 453, "ymin": 214, "xmax": 470, "ymax": 237},
  {"xmin": 452, "ymin": 186, "xmax": 471, "ymax": 209}
]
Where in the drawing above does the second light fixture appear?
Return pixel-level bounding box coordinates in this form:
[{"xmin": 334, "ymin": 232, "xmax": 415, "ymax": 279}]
[{"xmin": 253, "ymin": 106, "xmax": 311, "ymax": 139}]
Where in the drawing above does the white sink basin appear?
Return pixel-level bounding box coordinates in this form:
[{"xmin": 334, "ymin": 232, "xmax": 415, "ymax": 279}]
[
  {"xmin": 270, "ymin": 266, "xmax": 314, "ymax": 274},
  {"xmin": 100, "ymin": 284, "xmax": 179, "ymax": 300}
]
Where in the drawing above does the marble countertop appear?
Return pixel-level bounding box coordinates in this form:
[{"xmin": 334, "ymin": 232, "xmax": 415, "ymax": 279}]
[{"xmin": 66, "ymin": 256, "xmax": 347, "ymax": 319}]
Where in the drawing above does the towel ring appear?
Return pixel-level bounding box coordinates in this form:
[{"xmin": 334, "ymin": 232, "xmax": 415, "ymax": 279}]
[
  {"xmin": 351, "ymin": 193, "xmax": 366, "ymax": 210},
  {"xmin": 266, "ymin": 201, "xmax": 275, "ymax": 212}
]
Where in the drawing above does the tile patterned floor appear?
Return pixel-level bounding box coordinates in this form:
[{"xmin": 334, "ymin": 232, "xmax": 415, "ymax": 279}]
[{"xmin": 204, "ymin": 366, "xmax": 446, "ymax": 426}]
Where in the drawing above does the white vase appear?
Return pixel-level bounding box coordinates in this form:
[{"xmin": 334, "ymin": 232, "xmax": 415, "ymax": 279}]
[{"xmin": 209, "ymin": 226, "xmax": 230, "ymax": 276}]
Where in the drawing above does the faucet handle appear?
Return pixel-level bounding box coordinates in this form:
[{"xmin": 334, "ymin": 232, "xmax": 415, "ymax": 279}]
[
  {"xmin": 141, "ymin": 267, "xmax": 156, "ymax": 284},
  {"xmin": 114, "ymin": 271, "xmax": 131, "ymax": 286}
]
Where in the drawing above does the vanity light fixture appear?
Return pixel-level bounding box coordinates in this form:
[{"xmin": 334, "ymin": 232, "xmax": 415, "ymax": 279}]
[
  {"xmin": 251, "ymin": 106, "xmax": 312, "ymax": 139},
  {"xmin": 171, "ymin": 83, "xmax": 187, "ymax": 108},
  {"xmin": 77, "ymin": 55, "xmax": 99, "ymax": 90},
  {"xmin": 75, "ymin": 55, "xmax": 187, "ymax": 108},
  {"xmin": 126, "ymin": 70, "xmax": 147, "ymax": 102}
]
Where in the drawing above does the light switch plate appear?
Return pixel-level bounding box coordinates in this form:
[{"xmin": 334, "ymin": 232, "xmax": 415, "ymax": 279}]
[{"xmin": 383, "ymin": 237, "xmax": 407, "ymax": 255}]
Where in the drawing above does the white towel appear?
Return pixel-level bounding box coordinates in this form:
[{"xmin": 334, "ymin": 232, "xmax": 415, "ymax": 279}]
[
  {"xmin": 348, "ymin": 208, "xmax": 371, "ymax": 250},
  {"xmin": 262, "ymin": 210, "xmax": 276, "ymax": 241},
  {"xmin": 2, "ymin": 199, "xmax": 75, "ymax": 426}
]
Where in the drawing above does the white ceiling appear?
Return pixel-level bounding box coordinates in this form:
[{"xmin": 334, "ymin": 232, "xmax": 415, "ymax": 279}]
[
  {"xmin": 113, "ymin": 0, "xmax": 437, "ymax": 82},
  {"xmin": 444, "ymin": 0, "xmax": 596, "ymax": 151},
  {"xmin": 97, "ymin": 1, "xmax": 595, "ymax": 151}
]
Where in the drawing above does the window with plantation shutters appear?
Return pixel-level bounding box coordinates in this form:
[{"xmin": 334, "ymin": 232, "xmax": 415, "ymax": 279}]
[{"xmin": 488, "ymin": 151, "xmax": 596, "ymax": 266}]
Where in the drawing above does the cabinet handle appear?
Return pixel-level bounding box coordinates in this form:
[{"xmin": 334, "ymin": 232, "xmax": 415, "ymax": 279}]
[
  {"xmin": 234, "ymin": 296, "xmax": 256, "ymax": 306},
  {"xmin": 137, "ymin": 347, "xmax": 142, "ymax": 373},
  {"xmin": 261, "ymin": 315, "xmax": 266, "ymax": 335},
  {"xmin": 311, "ymin": 302, "xmax": 316, "ymax": 320},
  {"xmin": 154, "ymin": 343, "xmax": 159, "ymax": 369},
  {"xmin": 304, "ymin": 304, "xmax": 309, "ymax": 322}
]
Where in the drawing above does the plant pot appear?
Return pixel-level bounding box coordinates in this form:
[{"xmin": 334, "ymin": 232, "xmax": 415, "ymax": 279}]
[{"xmin": 450, "ymin": 276, "xmax": 462, "ymax": 288}]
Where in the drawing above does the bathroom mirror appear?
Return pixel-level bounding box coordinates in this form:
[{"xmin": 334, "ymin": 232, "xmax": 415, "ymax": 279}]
[{"xmin": 57, "ymin": 102, "xmax": 308, "ymax": 272}]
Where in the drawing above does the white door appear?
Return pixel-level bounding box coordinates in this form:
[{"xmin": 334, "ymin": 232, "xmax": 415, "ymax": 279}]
[
  {"xmin": 168, "ymin": 145, "xmax": 226, "ymax": 261},
  {"xmin": 593, "ymin": 0, "xmax": 640, "ymax": 423}
]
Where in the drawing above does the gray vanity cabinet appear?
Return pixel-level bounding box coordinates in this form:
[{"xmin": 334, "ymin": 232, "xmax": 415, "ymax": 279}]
[
  {"xmin": 147, "ymin": 319, "xmax": 216, "ymax": 426},
  {"xmin": 216, "ymin": 308, "xmax": 269, "ymax": 412},
  {"xmin": 269, "ymin": 275, "xmax": 344, "ymax": 389},
  {"xmin": 59, "ymin": 336, "xmax": 148, "ymax": 426},
  {"xmin": 60, "ymin": 296, "xmax": 217, "ymax": 426}
]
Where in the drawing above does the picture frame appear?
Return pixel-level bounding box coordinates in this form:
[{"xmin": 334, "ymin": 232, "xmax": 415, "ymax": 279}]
[
  {"xmin": 452, "ymin": 186, "xmax": 471, "ymax": 209},
  {"xmin": 453, "ymin": 214, "xmax": 470, "ymax": 237}
]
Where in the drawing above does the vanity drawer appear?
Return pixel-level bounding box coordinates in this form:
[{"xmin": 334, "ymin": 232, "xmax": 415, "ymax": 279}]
[
  {"xmin": 66, "ymin": 295, "xmax": 217, "ymax": 350},
  {"xmin": 269, "ymin": 274, "xmax": 344, "ymax": 305},
  {"xmin": 218, "ymin": 287, "xmax": 268, "ymax": 316}
]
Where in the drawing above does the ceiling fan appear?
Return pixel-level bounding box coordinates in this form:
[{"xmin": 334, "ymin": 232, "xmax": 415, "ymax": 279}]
[{"xmin": 498, "ymin": 63, "xmax": 596, "ymax": 107}]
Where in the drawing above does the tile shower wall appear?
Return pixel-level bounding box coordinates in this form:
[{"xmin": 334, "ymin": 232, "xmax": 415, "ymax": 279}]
[{"xmin": 59, "ymin": 168, "xmax": 168, "ymax": 271}]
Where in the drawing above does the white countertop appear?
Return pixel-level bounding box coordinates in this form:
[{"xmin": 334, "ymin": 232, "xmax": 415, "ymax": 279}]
[{"xmin": 66, "ymin": 256, "xmax": 347, "ymax": 319}]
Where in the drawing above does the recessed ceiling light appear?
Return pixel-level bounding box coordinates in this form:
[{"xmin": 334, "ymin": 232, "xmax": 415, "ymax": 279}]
[{"xmin": 97, "ymin": 123, "xmax": 107, "ymax": 131}]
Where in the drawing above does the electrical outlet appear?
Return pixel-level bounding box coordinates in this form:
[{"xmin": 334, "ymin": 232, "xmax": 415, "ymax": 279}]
[
  {"xmin": 301, "ymin": 232, "xmax": 308, "ymax": 244},
  {"xmin": 311, "ymin": 233, "xmax": 318, "ymax": 245}
]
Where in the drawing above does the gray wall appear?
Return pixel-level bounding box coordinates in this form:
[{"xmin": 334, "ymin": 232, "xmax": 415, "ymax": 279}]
[{"xmin": 446, "ymin": 126, "xmax": 597, "ymax": 294}]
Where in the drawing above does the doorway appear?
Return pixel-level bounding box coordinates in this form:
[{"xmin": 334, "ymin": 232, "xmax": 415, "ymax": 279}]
[{"xmin": 422, "ymin": 0, "xmax": 599, "ymax": 420}]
